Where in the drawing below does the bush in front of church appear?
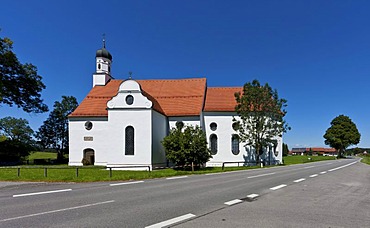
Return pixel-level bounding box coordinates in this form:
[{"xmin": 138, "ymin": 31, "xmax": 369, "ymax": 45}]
[{"xmin": 162, "ymin": 125, "xmax": 212, "ymax": 170}]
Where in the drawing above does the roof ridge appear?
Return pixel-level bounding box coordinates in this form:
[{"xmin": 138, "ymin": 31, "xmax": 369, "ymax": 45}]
[
  {"xmin": 155, "ymin": 95, "xmax": 203, "ymax": 99},
  {"xmin": 208, "ymin": 87, "xmax": 243, "ymax": 89},
  {"xmin": 138, "ymin": 78, "xmax": 206, "ymax": 82},
  {"xmin": 87, "ymin": 96, "xmax": 112, "ymax": 99}
]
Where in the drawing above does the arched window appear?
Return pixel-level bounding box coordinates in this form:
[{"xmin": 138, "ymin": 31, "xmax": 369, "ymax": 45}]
[
  {"xmin": 125, "ymin": 126, "xmax": 134, "ymax": 155},
  {"xmin": 210, "ymin": 134, "xmax": 218, "ymax": 155},
  {"xmin": 231, "ymin": 134, "xmax": 240, "ymax": 155}
]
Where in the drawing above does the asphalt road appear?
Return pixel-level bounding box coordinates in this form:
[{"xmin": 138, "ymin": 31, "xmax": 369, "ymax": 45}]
[{"xmin": 0, "ymin": 158, "xmax": 367, "ymax": 227}]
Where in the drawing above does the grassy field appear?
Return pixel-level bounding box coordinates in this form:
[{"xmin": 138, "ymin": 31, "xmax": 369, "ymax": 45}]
[
  {"xmin": 0, "ymin": 165, "xmax": 259, "ymax": 182},
  {"xmin": 0, "ymin": 155, "xmax": 337, "ymax": 182},
  {"xmin": 283, "ymin": 155, "xmax": 336, "ymax": 165},
  {"xmin": 27, "ymin": 151, "xmax": 58, "ymax": 160},
  {"xmin": 360, "ymin": 155, "xmax": 370, "ymax": 165}
]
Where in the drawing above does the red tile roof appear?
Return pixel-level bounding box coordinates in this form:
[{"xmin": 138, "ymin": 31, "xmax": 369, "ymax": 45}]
[
  {"xmin": 70, "ymin": 78, "xmax": 208, "ymax": 117},
  {"xmin": 203, "ymin": 87, "xmax": 243, "ymax": 112}
]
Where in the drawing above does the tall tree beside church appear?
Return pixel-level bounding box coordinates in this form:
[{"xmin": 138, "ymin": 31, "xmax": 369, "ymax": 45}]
[
  {"xmin": 0, "ymin": 35, "xmax": 48, "ymax": 113},
  {"xmin": 233, "ymin": 79, "xmax": 290, "ymax": 164},
  {"xmin": 323, "ymin": 115, "xmax": 360, "ymax": 158},
  {"xmin": 36, "ymin": 96, "xmax": 78, "ymax": 161}
]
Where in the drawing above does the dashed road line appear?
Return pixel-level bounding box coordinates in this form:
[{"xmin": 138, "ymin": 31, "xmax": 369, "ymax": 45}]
[
  {"xmin": 293, "ymin": 178, "xmax": 305, "ymax": 183},
  {"xmin": 13, "ymin": 189, "xmax": 72, "ymax": 198},
  {"xmin": 145, "ymin": 213, "xmax": 196, "ymax": 228},
  {"xmin": 205, "ymin": 172, "xmax": 224, "ymax": 176},
  {"xmin": 309, "ymin": 174, "xmax": 318, "ymax": 178},
  {"xmin": 320, "ymin": 171, "xmax": 327, "ymax": 174},
  {"xmin": 246, "ymin": 194, "xmax": 259, "ymax": 199},
  {"xmin": 166, "ymin": 176, "xmax": 188, "ymax": 180},
  {"xmin": 224, "ymin": 199, "xmax": 243, "ymax": 206},
  {"xmin": 110, "ymin": 181, "xmax": 144, "ymax": 186},
  {"xmin": 0, "ymin": 200, "xmax": 115, "ymax": 222},
  {"xmin": 247, "ymin": 172, "xmax": 275, "ymax": 179},
  {"xmin": 304, "ymin": 166, "xmax": 315, "ymax": 169},
  {"xmin": 270, "ymin": 184, "xmax": 287, "ymax": 190}
]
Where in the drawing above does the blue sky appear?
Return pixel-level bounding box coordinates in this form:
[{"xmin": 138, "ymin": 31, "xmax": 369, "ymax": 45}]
[{"xmin": 1, "ymin": 0, "xmax": 369, "ymax": 148}]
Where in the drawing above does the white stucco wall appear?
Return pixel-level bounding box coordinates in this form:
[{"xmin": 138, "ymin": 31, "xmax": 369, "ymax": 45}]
[
  {"xmin": 168, "ymin": 116, "xmax": 201, "ymax": 129},
  {"xmin": 68, "ymin": 117, "xmax": 109, "ymax": 166},
  {"xmin": 203, "ymin": 112, "xmax": 283, "ymax": 167},
  {"xmin": 105, "ymin": 109, "xmax": 152, "ymax": 168},
  {"xmin": 151, "ymin": 110, "xmax": 167, "ymax": 167}
]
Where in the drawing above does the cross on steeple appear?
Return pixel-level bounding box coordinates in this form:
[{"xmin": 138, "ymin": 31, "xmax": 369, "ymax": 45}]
[
  {"xmin": 102, "ymin": 33, "xmax": 106, "ymax": 48},
  {"xmin": 128, "ymin": 71, "xmax": 133, "ymax": 79}
]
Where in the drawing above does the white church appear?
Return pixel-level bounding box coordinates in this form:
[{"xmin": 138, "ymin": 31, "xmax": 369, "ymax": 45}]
[{"xmin": 68, "ymin": 43, "xmax": 283, "ymax": 169}]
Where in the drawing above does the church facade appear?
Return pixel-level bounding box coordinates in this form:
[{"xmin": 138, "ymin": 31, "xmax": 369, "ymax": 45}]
[{"xmin": 68, "ymin": 44, "xmax": 283, "ymax": 169}]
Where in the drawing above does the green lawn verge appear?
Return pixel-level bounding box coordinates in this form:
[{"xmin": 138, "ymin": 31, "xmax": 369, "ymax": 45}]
[
  {"xmin": 0, "ymin": 165, "xmax": 259, "ymax": 182},
  {"xmin": 0, "ymin": 155, "xmax": 337, "ymax": 182},
  {"xmin": 283, "ymin": 155, "xmax": 336, "ymax": 165},
  {"xmin": 360, "ymin": 155, "xmax": 370, "ymax": 165}
]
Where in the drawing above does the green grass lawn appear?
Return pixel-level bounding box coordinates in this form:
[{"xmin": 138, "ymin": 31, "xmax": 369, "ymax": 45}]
[
  {"xmin": 0, "ymin": 155, "xmax": 337, "ymax": 182},
  {"xmin": 283, "ymin": 155, "xmax": 336, "ymax": 165},
  {"xmin": 27, "ymin": 151, "xmax": 58, "ymax": 160},
  {"xmin": 360, "ymin": 155, "xmax": 370, "ymax": 165},
  {"xmin": 0, "ymin": 165, "xmax": 259, "ymax": 182}
]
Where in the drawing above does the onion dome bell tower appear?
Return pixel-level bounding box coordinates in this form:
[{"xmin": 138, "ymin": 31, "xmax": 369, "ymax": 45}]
[{"xmin": 93, "ymin": 38, "xmax": 113, "ymax": 87}]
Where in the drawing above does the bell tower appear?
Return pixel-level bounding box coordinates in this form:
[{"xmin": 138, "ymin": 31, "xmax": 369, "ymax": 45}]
[{"xmin": 93, "ymin": 36, "xmax": 113, "ymax": 87}]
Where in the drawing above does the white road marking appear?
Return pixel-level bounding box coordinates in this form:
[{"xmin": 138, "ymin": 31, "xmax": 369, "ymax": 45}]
[
  {"xmin": 304, "ymin": 166, "xmax": 315, "ymax": 169},
  {"xmin": 246, "ymin": 194, "xmax": 259, "ymax": 199},
  {"xmin": 320, "ymin": 171, "xmax": 327, "ymax": 174},
  {"xmin": 145, "ymin": 213, "xmax": 196, "ymax": 228},
  {"xmin": 205, "ymin": 172, "xmax": 224, "ymax": 176},
  {"xmin": 0, "ymin": 200, "xmax": 115, "ymax": 222},
  {"xmin": 166, "ymin": 176, "xmax": 188, "ymax": 180},
  {"xmin": 247, "ymin": 172, "xmax": 275, "ymax": 179},
  {"xmin": 327, "ymin": 163, "xmax": 333, "ymax": 165},
  {"xmin": 13, "ymin": 189, "xmax": 72, "ymax": 198},
  {"xmin": 270, "ymin": 184, "xmax": 287, "ymax": 190},
  {"xmin": 293, "ymin": 178, "xmax": 306, "ymax": 183},
  {"xmin": 328, "ymin": 161, "xmax": 357, "ymax": 172},
  {"xmin": 109, "ymin": 181, "xmax": 144, "ymax": 186},
  {"xmin": 224, "ymin": 199, "xmax": 243, "ymax": 206},
  {"xmin": 309, "ymin": 174, "xmax": 318, "ymax": 178}
]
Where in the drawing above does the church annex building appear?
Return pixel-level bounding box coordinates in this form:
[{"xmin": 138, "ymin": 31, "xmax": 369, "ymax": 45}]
[{"xmin": 68, "ymin": 44, "xmax": 283, "ymax": 169}]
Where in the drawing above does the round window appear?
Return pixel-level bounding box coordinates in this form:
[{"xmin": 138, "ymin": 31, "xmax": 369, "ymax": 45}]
[
  {"xmin": 175, "ymin": 121, "xmax": 184, "ymax": 129},
  {"xmin": 210, "ymin": 122, "xmax": 217, "ymax": 131},
  {"xmin": 126, "ymin": 95, "xmax": 134, "ymax": 105},
  {"xmin": 85, "ymin": 121, "xmax": 93, "ymax": 131}
]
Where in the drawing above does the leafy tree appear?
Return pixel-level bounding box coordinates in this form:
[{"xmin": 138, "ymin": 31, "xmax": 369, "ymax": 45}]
[
  {"xmin": 323, "ymin": 115, "xmax": 360, "ymax": 158},
  {"xmin": 233, "ymin": 79, "xmax": 290, "ymax": 164},
  {"xmin": 162, "ymin": 124, "xmax": 212, "ymax": 171},
  {"xmin": 36, "ymin": 96, "xmax": 78, "ymax": 161},
  {"xmin": 0, "ymin": 116, "xmax": 34, "ymax": 142},
  {"xmin": 0, "ymin": 117, "xmax": 35, "ymax": 162},
  {"xmin": 0, "ymin": 35, "xmax": 48, "ymax": 113},
  {"xmin": 282, "ymin": 143, "xmax": 289, "ymax": 156}
]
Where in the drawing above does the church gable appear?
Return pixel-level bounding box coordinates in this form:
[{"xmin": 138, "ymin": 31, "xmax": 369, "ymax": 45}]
[{"xmin": 107, "ymin": 80, "xmax": 153, "ymax": 109}]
